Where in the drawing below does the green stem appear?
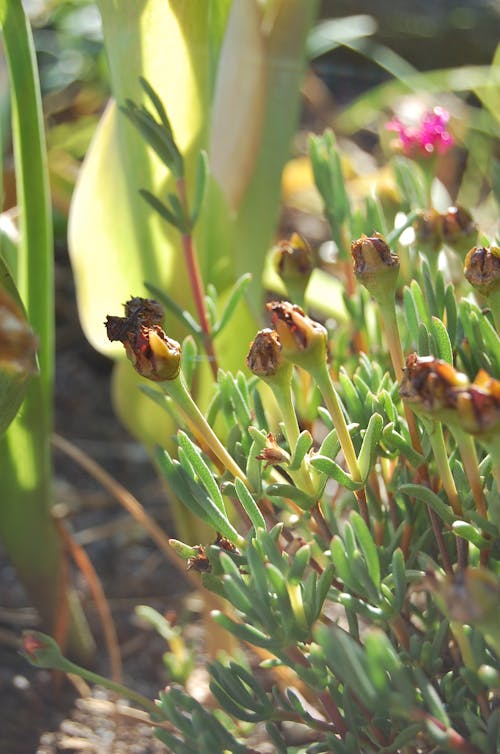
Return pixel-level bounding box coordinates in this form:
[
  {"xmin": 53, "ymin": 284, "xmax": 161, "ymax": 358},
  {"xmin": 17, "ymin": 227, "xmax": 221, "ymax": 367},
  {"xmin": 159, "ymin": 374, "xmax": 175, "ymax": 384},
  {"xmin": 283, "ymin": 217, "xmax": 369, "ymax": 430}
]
[
  {"xmin": 451, "ymin": 429, "xmax": 487, "ymax": 519},
  {"xmin": 487, "ymin": 287, "xmax": 500, "ymax": 333},
  {"xmin": 483, "ymin": 436, "xmax": 500, "ymax": 494},
  {"xmin": 164, "ymin": 373, "xmax": 248, "ymax": 485},
  {"xmin": 311, "ymin": 363, "xmax": 371, "ymax": 526},
  {"xmin": 377, "ymin": 297, "xmax": 423, "ymax": 455},
  {"xmin": 59, "ymin": 656, "xmax": 158, "ymax": 717},
  {"xmin": 311, "ymin": 363, "xmax": 361, "ymax": 483},
  {"xmin": 269, "ymin": 380, "xmax": 316, "ymax": 496},
  {"xmin": 426, "ymin": 422, "xmax": 463, "ymax": 517}
]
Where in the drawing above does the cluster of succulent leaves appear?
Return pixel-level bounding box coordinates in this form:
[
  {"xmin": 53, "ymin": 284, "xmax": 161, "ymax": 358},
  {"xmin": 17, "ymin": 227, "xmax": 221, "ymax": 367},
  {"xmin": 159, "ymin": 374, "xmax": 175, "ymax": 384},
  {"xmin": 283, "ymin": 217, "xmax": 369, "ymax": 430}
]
[
  {"xmin": 90, "ymin": 87, "xmax": 500, "ymax": 754},
  {"xmin": 21, "ymin": 80, "xmax": 500, "ymax": 751}
]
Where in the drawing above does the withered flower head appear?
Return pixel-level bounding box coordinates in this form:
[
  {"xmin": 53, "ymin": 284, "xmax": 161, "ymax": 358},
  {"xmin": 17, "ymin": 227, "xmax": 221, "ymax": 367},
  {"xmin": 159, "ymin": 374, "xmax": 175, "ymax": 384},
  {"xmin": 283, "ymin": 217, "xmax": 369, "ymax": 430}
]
[
  {"xmin": 441, "ymin": 205, "xmax": 477, "ymax": 257},
  {"xmin": 246, "ymin": 328, "xmax": 285, "ymax": 379},
  {"xmin": 413, "ymin": 208, "xmax": 443, "ymax": 254},
  {"xmin": 350, "ymin": 233, "xmax": 399, "ymax": 299},
  {"xmin": 0, "ymin": 288, "xmax": 38, "ymax": 376},
  {"xmin": 273, "ymin": 233, "xmax": 314, "ymax": 283},
  {"xmin": 256, "ymin": 433, "xmax": 290, "ymax": 468},
  {"xmin": 464, "ymin": 245, "xmax": 500, "ymax": 297},
  {"xmin": 399, "ymin": 353, "xmax": 469, "ymax": 413},
  {"xmin": 105, "ymin": 297, "xmax": 181, "ymax": 381},
  {"xmin": 401, "ymin": 354, "xmax": 500, "ymax": 438},
  {"xmin": 456, "ymin": 370, "xmax": 500, "ymax": 438},
  {"xmin": 187, "ymin": 545, "xmax": 210, "ymax": 572},
  {"xmin": 124, "ymin": 296, "xmax": 164, "ymax": 324},
  {"xmin": 266, "ymin": 301, "xmax": 327, "ymax": 370}
]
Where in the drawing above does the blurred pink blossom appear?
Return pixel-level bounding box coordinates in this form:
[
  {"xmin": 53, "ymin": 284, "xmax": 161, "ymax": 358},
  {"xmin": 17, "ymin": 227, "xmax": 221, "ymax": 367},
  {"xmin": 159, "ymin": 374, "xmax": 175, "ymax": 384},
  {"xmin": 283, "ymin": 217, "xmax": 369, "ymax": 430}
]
[{"xmin": 386, "ymin": 107, "xmax": 454, "ymax": 158}]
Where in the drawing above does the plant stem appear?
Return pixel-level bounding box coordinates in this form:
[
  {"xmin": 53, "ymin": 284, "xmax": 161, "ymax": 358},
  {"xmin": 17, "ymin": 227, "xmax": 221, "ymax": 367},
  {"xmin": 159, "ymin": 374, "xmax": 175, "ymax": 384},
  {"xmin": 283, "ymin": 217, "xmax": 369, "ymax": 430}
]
[
  {"xmin": 310, "ymin": 362, "xmax": 370, "ymax": 525},
  {"xmin": 488, "ymin": 287, "xmax": 500, "ymax": 332},
  {"xmin": 451, "ymin": 429, "xmax": 487, "ymax": 519},
  {"xmin": 377, "ymin": 297, "xmax": 423, "ymax": 456},
  {"xmin": 164, "ymin": 373, "xmax": 249, "ymax": 485},
  {"xmin": 483, "ymin": 436, "xmax": 500, "ymax": 494},
  {"xmin": 61, "ymin": 657, "xmax": 159, "ymax": 718},
  {"xmin": 270, "ymin": 380, "xmax": 316, "ymax": 496},
  {"xmin": 176, "ymin": 177, "xmax": 218, "ymax": 378},
  {"xmin": 426, "ymin": 422, "xmax": 463, "ymax": 517},
  {"xmin": 311, "ymin": 363, "xmax": 361, "ymax": 483},
  {"xmin": 425, "ymin": 421, "xmax": 468, "ymax": 568}
]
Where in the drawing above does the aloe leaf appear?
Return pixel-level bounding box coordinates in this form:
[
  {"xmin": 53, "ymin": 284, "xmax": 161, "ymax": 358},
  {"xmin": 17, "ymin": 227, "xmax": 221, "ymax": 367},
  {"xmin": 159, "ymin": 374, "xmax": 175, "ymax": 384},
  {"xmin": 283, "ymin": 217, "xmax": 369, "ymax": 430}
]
[
  {"xmin": 0, "ymin": 260, "xmax": 35, "ymax": 436},
  {"xmin": 0, "ymin": 0, "xmax": 93, "ymax": 657},
  {"xmin": 69, "ymin": 1, "xmax": 231, "ymax": 357}
]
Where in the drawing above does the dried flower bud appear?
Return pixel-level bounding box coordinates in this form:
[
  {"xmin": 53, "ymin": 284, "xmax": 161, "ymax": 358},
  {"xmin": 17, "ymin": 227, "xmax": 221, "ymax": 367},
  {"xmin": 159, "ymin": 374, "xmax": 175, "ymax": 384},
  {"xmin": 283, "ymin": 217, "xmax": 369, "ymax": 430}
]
[
  {"xmin": 413, "ymin": 208, "xmax": 443, "ymax": 255},
  {"xmin": 266, "ymin": 301, "xmax": 327, "ymax": 371},
  {"xmin": 274, "ymin": 233, "xmax": 314, "ymax": 287},
  {"xmin": 401, "ymin": 354, "xmax": 500, "ymax": 438},
  {"xmin": 246, "ymin": 328, "xmax": 287, "ymax": 380},
  {"xmin": 124, "ymin": 296, "xmax": 164, "ymax": 325},
  {"xmin": 350, "ymin": 233, "xmax": 399, "ymax": 300},
  {"xmin": 187, "ymin": 545, "xmax": 210, "ymax": 572},
  {"xmin": 400, "ymin": 353, "xmax": 469, "ymax": 415},
  {"xmin": 441, "ymin": 205, "xmax": 478, "ymax": 257},
  {"xmin": 256, "ymin": 433, "xmax": 290, "ymax": 468},
  {"xmin": 455, "ymin": 370, "xmax": 500, "ymax": 438},
  {"xmin": 464, "ymin": 245, "xmax": 500, "ymax": 297},
  {"xmin": 106, "ymin": 298, "xmax": 181, "ymax": 381}
]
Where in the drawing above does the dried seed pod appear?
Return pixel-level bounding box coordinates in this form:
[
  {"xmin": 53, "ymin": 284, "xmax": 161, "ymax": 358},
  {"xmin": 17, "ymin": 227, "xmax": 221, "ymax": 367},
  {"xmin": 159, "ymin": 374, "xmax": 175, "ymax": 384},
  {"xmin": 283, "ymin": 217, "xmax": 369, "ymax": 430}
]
[
  {"xmin": 441, "ymin": 205, "xmax": 477, "ymax": 257},
  {"xmin": 464, "ymin": 245, "xmax": 500, "ymax": 297},
  {"xmin": 350, "ymin": 233, "xmax": 399, "ymax": 300},
  {"xmin": 266, "ymin": 301, "xmax": 327, "ymax": 370}
]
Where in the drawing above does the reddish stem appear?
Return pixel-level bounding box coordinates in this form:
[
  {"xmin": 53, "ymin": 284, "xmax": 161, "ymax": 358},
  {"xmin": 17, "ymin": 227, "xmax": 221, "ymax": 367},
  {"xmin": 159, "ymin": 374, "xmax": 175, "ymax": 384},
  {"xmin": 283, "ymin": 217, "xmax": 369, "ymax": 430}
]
[{"xmin": 177, "ymin": 177, "xmax": 218, "ymax": 378}]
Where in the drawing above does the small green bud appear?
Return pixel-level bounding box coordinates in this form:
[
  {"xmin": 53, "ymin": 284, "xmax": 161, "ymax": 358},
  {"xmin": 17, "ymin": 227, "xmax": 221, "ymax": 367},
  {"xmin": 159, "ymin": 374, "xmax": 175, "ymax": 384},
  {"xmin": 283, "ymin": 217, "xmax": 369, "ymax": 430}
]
[
  {"xmin": 441, "ymin": 205, "xmax": 477, "ymax": 257},
  {"xmin": 105, "ymin": 297, "xmax": 181, "ymax": 381},
  {"xmin": 266, "ymin": 301, "xmax": 327, "ymax": 371},
  {"xmin": 350, "ymin": 233, "xmax": 399, "ymax": 300},
  {"xmin": 273, "ymin": 233, "xmax": 314, "ymax": 302},
  {"xmin": 22, "ymin": 631, "xmax": 69, "ymax": 671},
  {"xmin": 464, "ymin": 245, "xmax": 500, "ymax": 297}
]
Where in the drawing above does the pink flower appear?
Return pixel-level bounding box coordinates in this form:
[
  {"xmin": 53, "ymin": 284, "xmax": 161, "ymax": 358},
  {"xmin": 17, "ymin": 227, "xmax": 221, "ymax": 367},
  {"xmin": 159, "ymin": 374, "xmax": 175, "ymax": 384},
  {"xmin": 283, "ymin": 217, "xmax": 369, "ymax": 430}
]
[{"xmin": 386, "ymin": 107, "xmax": 454, "ymax": 158}]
